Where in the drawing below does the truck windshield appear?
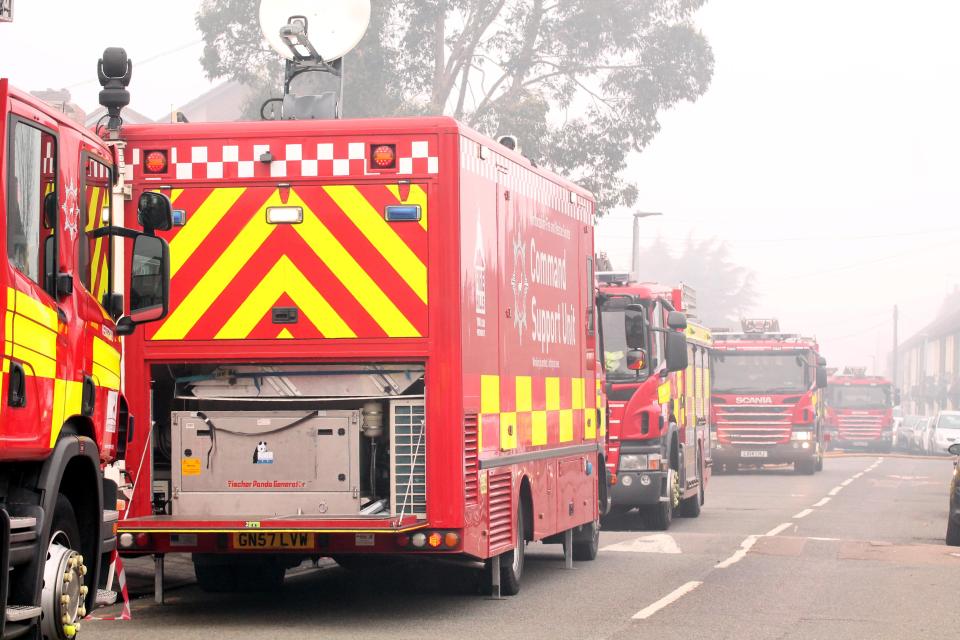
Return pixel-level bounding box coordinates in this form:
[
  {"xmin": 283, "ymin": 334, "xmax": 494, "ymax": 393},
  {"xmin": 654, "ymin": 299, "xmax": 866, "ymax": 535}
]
[
  {"xmin": 712, "ymin": 352, "xmax": 809, "ymax": 393},
  {"xmin": 937, "ymin": 414, "xmax": 960, "ymax": 429},
  {"xmin": 600, "ymin": 297, "xmax": 646, "ymax": 381},
  {"xmin": 829, "ymin": 385, "xmax": 891, "ymax": 409}
]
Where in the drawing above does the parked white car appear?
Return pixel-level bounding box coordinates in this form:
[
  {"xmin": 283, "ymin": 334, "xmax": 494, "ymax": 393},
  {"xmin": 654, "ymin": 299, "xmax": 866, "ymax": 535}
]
[{"xmin": 932, "ymin": 411, "xmax": 960, "ymax": 454}]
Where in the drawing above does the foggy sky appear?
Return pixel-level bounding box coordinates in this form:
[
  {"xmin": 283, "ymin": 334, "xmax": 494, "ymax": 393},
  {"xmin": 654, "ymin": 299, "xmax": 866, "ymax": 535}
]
[{"xmin": 3, "ymin": 1, "xmax": 959, "ymax": 373}]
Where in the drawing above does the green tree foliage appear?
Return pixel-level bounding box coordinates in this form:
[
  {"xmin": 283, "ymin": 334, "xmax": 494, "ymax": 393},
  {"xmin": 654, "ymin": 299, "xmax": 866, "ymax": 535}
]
[
  {"xmin": 640, "ymin": 235, "xmax": 757, "ymax": 327},
  {"xmin": 196, "ymin": 0, "xmax": 714, "ymax": 210}
]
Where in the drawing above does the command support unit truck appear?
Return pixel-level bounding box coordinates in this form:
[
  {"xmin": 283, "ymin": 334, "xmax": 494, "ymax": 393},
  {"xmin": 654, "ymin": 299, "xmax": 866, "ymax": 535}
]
[
  {"xmin": 113, "ymin": 110, "xmax": 606, "ymax": 596},
  {"xmin": 598, "ymin": 275, "xmax": 709, "ymax": 530},
  {"xmin": 1, "ymin": 55, "xmax": 172, "ymax": 639},
  {"xmin": 710, "ymin": 319, "xmax": 829, "ymax": 474}
]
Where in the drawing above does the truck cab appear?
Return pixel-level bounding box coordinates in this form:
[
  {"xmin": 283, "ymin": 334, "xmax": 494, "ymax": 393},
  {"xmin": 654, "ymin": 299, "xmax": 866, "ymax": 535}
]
[
  {"xmin": 824, "ymin": 368, "xmax": 895, "ymax": 453},
  {"xmin": 1, "ymin": 54, "xmax": 171, "ymax": 640}
]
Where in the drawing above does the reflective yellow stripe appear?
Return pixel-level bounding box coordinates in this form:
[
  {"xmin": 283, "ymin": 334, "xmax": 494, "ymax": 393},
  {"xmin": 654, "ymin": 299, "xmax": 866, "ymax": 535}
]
[
  {"xmin": 571, "ymin": 377, "xmax": 585, "ymax": 410},
  {"xmin": 50, "ymin": 379, "xmax": 84, "ymax": 447},
  {"xmin": 292, "ymin": 192, "xmax": 418, "ymax": 338},
  {"xmin": 500, "ymin": 411, "xmax": 517, "ymax": 451},
  {"xmin": 12, "ymin": 345, "xmax": 56, "ymax": 379},
  {"xmin": 532, "ymin": 410, "xmax": 547, "ymax": 446},
  {"xmin": 385, "ymin": 183, "xmax": 429, "ymax": 231},
  {"xmin": 93, "ymin": 336, "xmax": 121, "ymax": 390},
  {"xmin": 168, "ymin": 188, "xmax": 245, "ymax": 277},
  {"xmin": 559, "ymin": 409, "xmax": 574, "ymax": 443},
  {"xmin": 12, "ymin": 313, "xmax": 56, "ymax": 361},
  {"xmin": 14, "ymin": 290, "xmax": 57, "ymax": 331},
  {"xmin": 658, "ymin": 381, "xmax": 672, "ymax": 404},
  {"xmin": 325, "ymin": 185, "xmax": 428, "ymax": 303},
  {"xmin": 215, "ymin": 255, "xmax": 355, "ymax": 339},
  {"xmin": 153, "ymin": 192, "xmax": 279, "ymax": 340}
]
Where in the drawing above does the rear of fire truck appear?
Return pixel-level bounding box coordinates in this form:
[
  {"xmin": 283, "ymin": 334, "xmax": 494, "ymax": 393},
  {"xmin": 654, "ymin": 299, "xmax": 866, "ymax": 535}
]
[
  {"xmin": 598, "ymin": 276, "xmax": 710, "ymax": 530},
  {"xmin": 824, "ymin": 368, "xmax": 895, "ymax": 452},
  {"xmin": 710, "ymin": 319, "xmax": 829, "ymax": 474}
]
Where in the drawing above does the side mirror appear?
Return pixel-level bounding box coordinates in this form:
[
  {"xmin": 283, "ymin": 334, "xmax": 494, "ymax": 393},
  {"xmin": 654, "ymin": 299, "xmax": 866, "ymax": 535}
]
[
  {"xmin": 817, "ymin": 356, "xmax": 827, "ymax": 367},
  {"xmin": 894, "ymin": 389, "xmax": 901, "ymax": 405},
  {"xmin": 626, "ymin": 348, "xmax": 647, "ymax": 372},
  {"xmin": 816, "ymin": 366, "xmax": 828, "ymax": 389},
  {"xmin": 625, "ymin": 305, "xmax": 646, "ymax": 350},
  {"xmin": 949, "ymin": 443, "xmax": 960, "ymax": 457},
  {"xmin": 128, "ymin": 234, "xmax": 170, "ymax": 324},
  {"xmin": 667, "ymin": 311, "xmax": 687, "ymax": 330},
  {"xmin": 137, "ymin": 191, "xmax": 173, "ymax": 235},
  {"xmin": 43, "ymin": 191, "xmax": 58, "ymax": 228},
  {"xmin": 664, "ymin": 330, "xmax": 688, "ymax": 373}
]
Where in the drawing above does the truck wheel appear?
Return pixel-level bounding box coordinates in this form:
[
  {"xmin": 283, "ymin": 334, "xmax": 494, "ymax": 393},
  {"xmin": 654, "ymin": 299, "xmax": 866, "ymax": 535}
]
[
  {"xmin": 947, "ymin": 518, "xmax": 960, "ymax": 546},
  {"xmin": 647, "ymin": 467, "xmax": 679, "ymax": 530},
  {"xmin": 41, "ymin": 495, "xmax": 88, "ymax": 640},
  {"xmin": 572, "ymin": 519, "xmax": 599, "ymax": 561},
  {"xmin": 679, "ymin": 452, "xmax": 703, "ymax": 518},
  {"xmin": 485, "ymin": 501, "xmax": 525, "ymax": 595},
  {"xmin": 815, "ymin": 448, "xmax": 824, "ymax": 472},
  {"xmin": 795, "ymin": 457, "xmax": 816, "ymax": 475}
]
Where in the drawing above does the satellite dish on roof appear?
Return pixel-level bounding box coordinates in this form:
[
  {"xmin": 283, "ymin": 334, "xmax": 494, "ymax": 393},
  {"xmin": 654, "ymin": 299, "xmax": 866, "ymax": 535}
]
[{"xmin": 259, "ymin": 0, "xmax": 371, "ymax": 63}]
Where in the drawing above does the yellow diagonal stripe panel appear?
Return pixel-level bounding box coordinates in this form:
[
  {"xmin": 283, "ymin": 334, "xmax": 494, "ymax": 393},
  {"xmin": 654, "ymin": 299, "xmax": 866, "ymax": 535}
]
[
  {"xmin": 291, "ymin": 191, "xmax": 419, "ymax": 338},
  {"xmin": 152, "ymin": 191, "xmax": 279, "ymax": 340},
  {"xmin": 324, "ymin": 185, "xmax": 427, "ymax": 303},
  {"xmin": 215, "ymin": 255, "xmax": 355, "ymax": 339},
  {"xmin": 386, "ymin": 184, "xmax": 428, "ymax": 231},
  {"xmin": 169, "ymin": 188, "xmax": 246, "ymax": 277}
]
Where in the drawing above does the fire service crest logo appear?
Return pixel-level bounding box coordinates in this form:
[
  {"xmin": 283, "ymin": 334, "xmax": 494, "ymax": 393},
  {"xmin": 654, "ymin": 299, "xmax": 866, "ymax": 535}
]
[
  {"xmin": 61, "ymin": 181, "xmax": 80, "ymax": 239},
  {"xmin": 510, "ymin": 232, "xmax": 529, "ymax": 342}
]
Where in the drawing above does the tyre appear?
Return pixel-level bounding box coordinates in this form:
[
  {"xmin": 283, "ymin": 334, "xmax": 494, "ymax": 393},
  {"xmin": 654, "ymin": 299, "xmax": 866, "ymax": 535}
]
[
  {"xmin": 193, "ymin": 555, "xmax": 285, "ymax": 592},
  {"xmin": 485, "ymin": 500, "xmax": 525, "ymax": 595},
  {"xmin": 647, "ymin": 467, "xmax": 679, "ymax": 530},
  {"xmin": 572, "ymin": 518, "xmax": 599, "ymax": 561},
  {"xmin": 947, "ymin": 517, "xmax": 960, "ymax": 546},
  {"xmin": 815, "ymin": 446, "xmax": 824, "ymax": 472},
  {"xmin": 41, "ymin": 494, "xmax": 88, "ymax": 640},
  {"xmin": 795, "ymin": 457, "xmax": 816, "ymax": 475},
  {"xmin": 679, "ymin": 451, "xmax": 703, "ymax": 518}
]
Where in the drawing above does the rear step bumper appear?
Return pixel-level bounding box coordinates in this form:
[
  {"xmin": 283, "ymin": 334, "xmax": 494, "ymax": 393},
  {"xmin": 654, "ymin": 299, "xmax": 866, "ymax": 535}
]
[{"xmin": 118, "ymin": 514, "xmax": 427, "ymax": 533}]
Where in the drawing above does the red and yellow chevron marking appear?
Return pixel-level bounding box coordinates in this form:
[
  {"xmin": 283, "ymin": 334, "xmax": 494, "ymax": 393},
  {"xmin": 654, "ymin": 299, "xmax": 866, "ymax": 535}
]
[
  {"xmin": 84, "ymin": 182, "xmax": 111, "ymax": 303},
  {"xmin": 149, "ymin": 184, "xmax": 428, "ymax": 341},
  {"xmin": 478, "ymin": 374, "xmax": 600, "ymax": 453}
]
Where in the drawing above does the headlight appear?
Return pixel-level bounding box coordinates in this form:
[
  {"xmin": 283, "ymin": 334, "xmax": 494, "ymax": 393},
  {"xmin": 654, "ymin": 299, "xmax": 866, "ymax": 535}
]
[
  {"xmin": 619, "ymin": 454, "xmax": 646, "ymax": 471},
  {"xmin": 791, "ymin": 431, "xmax": 813, "ymax": 441}
]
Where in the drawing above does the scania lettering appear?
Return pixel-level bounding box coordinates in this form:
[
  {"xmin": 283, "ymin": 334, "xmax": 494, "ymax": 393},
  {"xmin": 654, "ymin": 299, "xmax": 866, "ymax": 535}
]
[
  {"xmin": 710, "ymin": 319, "xmax": 829, "ymax": 475},
  {"xmin": 0, "ymin": 49, "xmax": 171, "ymax": 640}
]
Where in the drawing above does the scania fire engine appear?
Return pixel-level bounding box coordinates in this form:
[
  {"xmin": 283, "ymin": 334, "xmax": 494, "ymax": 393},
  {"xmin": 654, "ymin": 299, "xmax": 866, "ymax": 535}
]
[
  {"xmin": 710, "ymin": 319, "xmax": 828, "ymax": 474},
  {"xmin": 1, "ymin": 50, "xmax": 172, "ymax": 639},
  {"xmin": 824, "ymin": 368, "xmax": 895, "ymax": 452},
  {"xmin": 113, "ymin": 0, "xmax": 605, "ymax": 598},
  {"xmin": 598, "ymin": 274, "xmax": 710, "ymax": 530}
]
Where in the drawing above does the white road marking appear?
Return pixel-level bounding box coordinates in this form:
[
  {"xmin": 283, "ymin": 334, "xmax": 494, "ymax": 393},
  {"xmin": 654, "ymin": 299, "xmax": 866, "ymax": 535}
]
[
  {"xmin": 813, "ymin": 497, "xmax": 831, "ymax": 507},
  {"xmin": 841, "ymin": 478, "xmax": 853, "ymax": 486},
  {"xmin": 603, "ymin": 534, "xmax": 681, "ymax": 555},
  {"xmin": 853, "ymin": 472, "xmax": 863, "ymax": 478},
  {"xmin": 714, "ymin": 535, "xmax": 759, "ymax": 569},
  {"xmin": 828, "ymin": 486, "xmax": 843, "ymax": 496},
  {"xmin": 808, "ymin": 536, "xmax": 840, "ymax": 541},
  {"xmin": 632, "ymin": 581, "xmax": 703, "ymax": 620},
  {"xmin": 765, "ymin": 522, "xmax": 793, "ymax": 537},
  {"xmin": 793, "ymin": 508, "xmax": 813, "ymax": 519}
]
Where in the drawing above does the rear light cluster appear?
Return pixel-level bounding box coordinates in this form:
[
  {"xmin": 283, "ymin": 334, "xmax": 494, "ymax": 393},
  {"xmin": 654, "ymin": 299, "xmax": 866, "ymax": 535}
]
[
  {"xmin": 397, "ymin": 530, "xmax": 460, "ymax": 550},
  {"xmin": 118, "ymin": 532, "xmax": 152, "ymax": 549},
  {"xmin": 143, "ymin": 150, "xmax": 168, "ymax": 174}
]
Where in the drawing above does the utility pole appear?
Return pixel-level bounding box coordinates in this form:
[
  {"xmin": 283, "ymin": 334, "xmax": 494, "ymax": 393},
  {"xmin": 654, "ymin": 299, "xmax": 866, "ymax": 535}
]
[
  {"xmin": 892, "ymin": 304, "xmax": 898, "ymax": 392},
  {"xmin": 631, "ymin": 211, "xmax": 663, "ymax": 283}
]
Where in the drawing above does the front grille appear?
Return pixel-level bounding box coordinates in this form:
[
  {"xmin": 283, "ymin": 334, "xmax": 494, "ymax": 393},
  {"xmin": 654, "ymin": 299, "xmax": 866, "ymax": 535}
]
[
  {"xmin": 715, "ymin": 404, "xmax": 793, "ymax": 445},
  {"xmin": 837, "ymin": 414, "xmax": 883, "ymax": 440},
  {"xmin": 487, "ymin": 472, "xmax": 513, "ymax": 552},
  {"xmin": 391, "ymin": 401, "xmax": 426, "ymax": 518}
]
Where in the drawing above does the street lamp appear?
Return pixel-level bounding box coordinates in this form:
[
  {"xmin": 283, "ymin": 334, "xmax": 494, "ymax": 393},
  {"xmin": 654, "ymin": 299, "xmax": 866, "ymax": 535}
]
[{"xmin": 631, "ymin": 211, "xmax": 663, "ymax": 283}]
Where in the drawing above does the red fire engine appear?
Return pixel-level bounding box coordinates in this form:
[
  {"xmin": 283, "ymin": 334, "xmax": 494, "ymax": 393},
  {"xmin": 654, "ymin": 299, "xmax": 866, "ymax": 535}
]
[
  {"xmin": 113, "ymin": 3, "xmax": 605, "ymax": 597},
  {"xmin": 1, "ymin": 49, "xmax": 172, "ymax": 639},
  {"xmin": 710, "ymin": 319, "xmax": 829, "ymax": 474},
  {"xmin": 824, "ymin": 368, "xmax": 896, "ymax": 452},
  {"xmin": 597, "ymin": 274, "xmax": 710, "ymax": 530}
]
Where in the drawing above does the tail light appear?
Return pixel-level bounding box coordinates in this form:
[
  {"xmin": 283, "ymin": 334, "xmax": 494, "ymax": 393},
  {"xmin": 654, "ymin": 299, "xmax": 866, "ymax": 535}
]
[
  {"xmin": 143, "ymin": 150, "xmax": 168, "ymax": 174},
  {"xmin": 370, "ymin": 144, "xmax": 397, "ymax": 170}
]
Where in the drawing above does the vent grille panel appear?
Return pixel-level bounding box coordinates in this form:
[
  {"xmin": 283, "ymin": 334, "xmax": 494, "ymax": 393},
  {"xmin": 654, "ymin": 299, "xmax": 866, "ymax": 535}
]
[{"xmin": 391, "ymin": 401, "xmax": 426, "ymax": 518}]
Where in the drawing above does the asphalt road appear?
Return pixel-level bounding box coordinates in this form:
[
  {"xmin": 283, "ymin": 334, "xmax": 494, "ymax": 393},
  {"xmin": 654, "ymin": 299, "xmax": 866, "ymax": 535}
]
[{"xmin": 87, "ymin": 454, "xmax": 960, "ymax": 640}]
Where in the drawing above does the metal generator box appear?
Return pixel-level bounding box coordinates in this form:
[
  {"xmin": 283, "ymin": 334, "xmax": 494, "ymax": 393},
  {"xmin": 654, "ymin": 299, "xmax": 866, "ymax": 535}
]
[{"xmin": 171, "ymin": 410, "xmax": 361, "ymax": 517}]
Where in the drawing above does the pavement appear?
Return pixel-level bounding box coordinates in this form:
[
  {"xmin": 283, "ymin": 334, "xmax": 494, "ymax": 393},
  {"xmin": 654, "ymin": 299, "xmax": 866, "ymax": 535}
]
[{"xmin": 87, "ymin": 453, "xmax": 960, "ymax": 640}]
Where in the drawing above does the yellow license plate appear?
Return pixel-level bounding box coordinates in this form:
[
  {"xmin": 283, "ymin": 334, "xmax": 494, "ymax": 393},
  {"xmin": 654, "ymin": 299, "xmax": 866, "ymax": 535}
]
[{"xmin": 231, "ymin": 532, "xmax": 314, "ymax": 550}]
